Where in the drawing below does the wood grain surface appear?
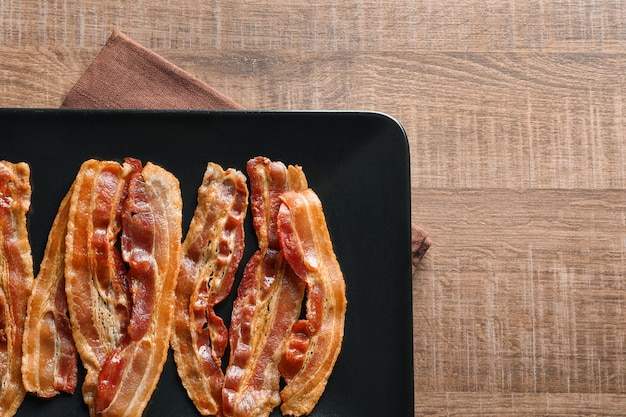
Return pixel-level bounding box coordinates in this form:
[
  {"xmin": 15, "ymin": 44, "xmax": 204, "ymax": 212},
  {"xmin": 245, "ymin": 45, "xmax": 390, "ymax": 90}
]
[{"xmin": 2, "ymin": 1, "xmax": 626, "ymax": 415}]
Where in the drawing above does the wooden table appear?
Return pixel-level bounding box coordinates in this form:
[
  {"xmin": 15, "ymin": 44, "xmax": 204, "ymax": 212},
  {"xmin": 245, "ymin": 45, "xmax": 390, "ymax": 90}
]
[{"xmin": 2, "ymin": 1, "xmax": 626, "ymax": 415}]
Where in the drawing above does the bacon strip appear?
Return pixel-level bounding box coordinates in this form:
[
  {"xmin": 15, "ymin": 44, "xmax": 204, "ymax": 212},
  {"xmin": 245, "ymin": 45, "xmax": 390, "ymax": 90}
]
[
  {"xmin": 171, "ymin": 163, "xmax": 248, "ymax": 416},
  {"xmin": 22, "ymin": 188, "xmax": 78, "ymax": 397},
  {"xmin": 96, "ymin": 161, "xmax": 182, "ymax": 417},
  {"xmin": 222, "ymin": 157, "xmax": 307, "ymax": 417},
  {"xmin": 65, "ymin": 159, "xmax": 182, "ymax": 417},
  {"xmin": 65, "ymin": 159, "xmax": 134, "ymax": 413},
  {"xmin": 276, "ymin": 189, "xmax": 347, "ymax": 416},
  {"xmin": 0, "ymin": 161, "xmax": 34, "ymax": 417},
  {"xmin": 65, "ymin": 160, "xmax": 132, "ymax": 393}
]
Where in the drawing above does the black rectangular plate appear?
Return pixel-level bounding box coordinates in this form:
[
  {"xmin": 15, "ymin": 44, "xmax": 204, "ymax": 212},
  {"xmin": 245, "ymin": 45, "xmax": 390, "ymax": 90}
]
[{"xmin": 0, "ymin": 109, "xmax": 413, "ymax": 417}]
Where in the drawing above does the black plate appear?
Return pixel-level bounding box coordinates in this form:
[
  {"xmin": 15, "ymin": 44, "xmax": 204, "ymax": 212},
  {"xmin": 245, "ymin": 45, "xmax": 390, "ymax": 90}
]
[{"xmin": 0, "ymin": 109, "xmax": 413, "ymax": 417}]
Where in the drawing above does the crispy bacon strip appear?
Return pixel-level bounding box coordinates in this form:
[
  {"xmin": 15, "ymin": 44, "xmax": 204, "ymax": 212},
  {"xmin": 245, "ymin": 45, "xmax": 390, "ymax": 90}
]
[
  {"xmin": 171, "ymin": 163, "xmax": 248, "ymax": 416},
  {"xmin": 65, "ymin": 159, "xmax": 182, "ymax": 417},
  {"xmin": 22, "ymin": 188, "xmax": 78, "ymax": 397},
  {"xmin": 0, "ymin": 161, "xmax": 34, "ymax": 417},
  {"xmin": 65, "ymin": 160, "xmax": 132, "ymax": 394},
  {"xmin": 65, "ymin": 159, "xmax": 134, "ymax": 414},
  {"xmin": 95, "ymin": 161, "xmax": 182, "ymax": 416},
  {"xmin": 276, "ymin": 189, "xmax": 347, "ymax": 416},
  {"xmin": 222, "ymin": 157, "xmax": 307, "ymax": 417}
]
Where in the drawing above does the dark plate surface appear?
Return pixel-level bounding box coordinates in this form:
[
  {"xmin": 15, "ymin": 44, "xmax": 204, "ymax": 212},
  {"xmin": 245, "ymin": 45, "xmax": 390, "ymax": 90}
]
[{"xmin": 0, "ymin": 109, "xmax": 413, "ymax": 417}]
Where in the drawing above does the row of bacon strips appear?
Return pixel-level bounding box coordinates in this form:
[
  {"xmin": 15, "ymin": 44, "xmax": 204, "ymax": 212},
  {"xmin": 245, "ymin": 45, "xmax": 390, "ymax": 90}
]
[{"xmin": 0, "ymin": 156, "xmax": 346, "ymax": 417}]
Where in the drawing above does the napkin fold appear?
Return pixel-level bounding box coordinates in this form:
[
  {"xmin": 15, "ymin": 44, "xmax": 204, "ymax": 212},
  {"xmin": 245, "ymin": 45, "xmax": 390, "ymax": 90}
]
[
  {"xmin": 62, "ymin": 30, "xmax": 242, "ymax": 110},
  {"xmin": 62, "ymin": 30, "xmax": 431, "ymax": 270}
]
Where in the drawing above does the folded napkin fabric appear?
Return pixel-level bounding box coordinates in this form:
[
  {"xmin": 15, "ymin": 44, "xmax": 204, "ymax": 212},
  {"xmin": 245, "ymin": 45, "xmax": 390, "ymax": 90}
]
[
  {"xmin": 62, "ymin": 30, "xmax": 242, "ymax": 110},
  {"xmin": 62, "ymin": 29, "xmax": 431, "ymax": 270}
]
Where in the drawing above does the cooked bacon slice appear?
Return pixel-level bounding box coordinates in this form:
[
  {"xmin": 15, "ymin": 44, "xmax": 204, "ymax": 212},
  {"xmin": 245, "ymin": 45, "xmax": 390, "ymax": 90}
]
[
  {"xmin": 222, "ymin": 157, "xmax": 307, "ymax": 417},
  {"xmin": 65, "ymin": 159, "xmax": 133, "ymax": 403},
  {"xmin": 22, "ymin": 188, "xmax": 78, "ymax": 397},
  {"xmin": 276, "ymin": 189, "xmax": 347, "ymax": 416},
  {"xmin": 96, "ymin": 161, "xmax": 182, "ymax": 416},
  {"xmin": 65, "ymin": 159, "xmax": 182, "ymax": 417},
  {"xmin": 0, "ymin": 161, "xmax": 34, "ymax": 417},
  {"xmin": 171, "ymin": 163, "xmax": 248, "ymax": 416}
]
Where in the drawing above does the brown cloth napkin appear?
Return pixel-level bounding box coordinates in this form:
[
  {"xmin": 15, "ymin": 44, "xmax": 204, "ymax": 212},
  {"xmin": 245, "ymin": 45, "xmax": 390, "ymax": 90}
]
[{"xmin": 62, "ymin": 30, "xmax": 431, "ymax": 270}]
